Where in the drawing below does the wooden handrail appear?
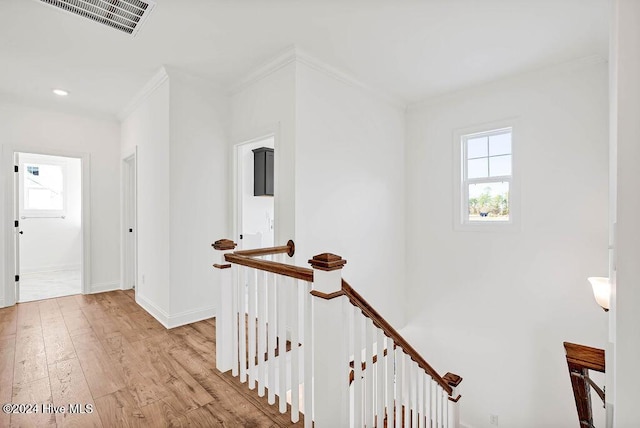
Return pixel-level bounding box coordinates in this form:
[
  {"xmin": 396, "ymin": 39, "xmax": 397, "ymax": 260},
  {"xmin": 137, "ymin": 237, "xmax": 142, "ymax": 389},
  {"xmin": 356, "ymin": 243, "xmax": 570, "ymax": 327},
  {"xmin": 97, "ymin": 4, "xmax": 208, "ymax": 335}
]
[
  {"xmin": 234, "ymin": 240, "xmax": 295, "ymax": 258},
  {"xmin": 224, "ymin": 253, "xmax": 314, "ymax": 282},
  {"xmin": 217, "ymin": 239, "xmax": 459, "ymax": 398},
  {"xmin": 341, "ymin": 279, "xmax": 454, "ymax": 396},
  {"xmin": 563, "ymin": 342, "xmax": 605, "ymax": 428}
]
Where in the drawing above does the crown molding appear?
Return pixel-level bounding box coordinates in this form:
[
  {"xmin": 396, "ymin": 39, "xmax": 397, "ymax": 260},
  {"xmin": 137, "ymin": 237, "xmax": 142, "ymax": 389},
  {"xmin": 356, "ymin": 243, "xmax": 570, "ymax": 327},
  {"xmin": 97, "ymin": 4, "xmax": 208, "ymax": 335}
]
[
  {"xmin": 228, "ymin": 46, "xmax": 298, "ymax": 95},
  {"xmin": 407, "ymin": 54, "xmax": 608, "ymax": 112},
  {"xmin": 118, "ymin": 66, "xmax": 169, "ymax": 121},
  {"xmin": 230, "ymin": 45, "xmax": 407, "ymax": 111}
]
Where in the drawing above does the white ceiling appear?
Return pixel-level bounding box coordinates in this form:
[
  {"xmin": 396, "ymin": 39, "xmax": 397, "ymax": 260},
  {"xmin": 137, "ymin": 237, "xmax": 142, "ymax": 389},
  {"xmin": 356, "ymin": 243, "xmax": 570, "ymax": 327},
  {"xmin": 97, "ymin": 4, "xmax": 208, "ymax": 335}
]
[{"xmin": 0, "ymin": 0, "xmax": 609, "ymax": 117}]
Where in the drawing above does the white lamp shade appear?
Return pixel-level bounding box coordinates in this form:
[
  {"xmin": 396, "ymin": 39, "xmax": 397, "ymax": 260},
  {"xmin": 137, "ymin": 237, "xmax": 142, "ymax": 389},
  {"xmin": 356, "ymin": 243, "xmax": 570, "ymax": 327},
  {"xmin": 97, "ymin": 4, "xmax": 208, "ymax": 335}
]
[{"xmin": 588, "ymin": 277, "xmax": 611, "ymax": 312}]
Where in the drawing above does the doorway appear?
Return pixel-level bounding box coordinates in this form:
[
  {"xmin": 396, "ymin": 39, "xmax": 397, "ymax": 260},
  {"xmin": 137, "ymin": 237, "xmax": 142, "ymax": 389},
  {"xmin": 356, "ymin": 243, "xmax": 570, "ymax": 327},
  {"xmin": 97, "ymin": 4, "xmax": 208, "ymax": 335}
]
[
  {"xmin": 122, "ymin": 153, "xmax": 137, "ymax": 292},
  {"xmin": 236, "ymin": 136, "xmax": 275, "ymax": 250},
  {"xmin": 16, "ymin": 152, "xmax": 83, "ymax": 302}
]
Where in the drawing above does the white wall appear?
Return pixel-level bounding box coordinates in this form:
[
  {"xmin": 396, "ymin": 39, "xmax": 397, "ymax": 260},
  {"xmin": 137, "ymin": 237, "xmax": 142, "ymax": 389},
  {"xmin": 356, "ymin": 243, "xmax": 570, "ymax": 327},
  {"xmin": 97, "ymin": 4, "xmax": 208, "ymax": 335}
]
[
  {"xmin": 295, "ymin": 62, "xmax": 407, "ymax": 326},
  {"xmin": 19, "ymin": 153, "xmax": 82, "ymax": 273},
  {"xmin": 121, "ymin": 68, "xmax": 229, "ymax": 327},
  {"xmin": 230, "ymin": 62, "xmax": 297, "ymax": 249},
  {"xmin": 611, "ymin": 0, "xmax": 640, "ymax": 425},
  {"xmin": 240, "ymin": 138, "xmax": 275, "ymax": 248},
  {"xmin": 168, "ymin": 70, "xmax": 229, "ymax": 323},
  {"xmin": 121, "ymin": 75, "xmax": 171, "ymax": 318},
  {"xmin": 0, "ymin": 103, "xmax": 121, "ymax": 306},
  {"xmin": 404, "ymin": 61, "xmax": 609, "ymax": 428}
]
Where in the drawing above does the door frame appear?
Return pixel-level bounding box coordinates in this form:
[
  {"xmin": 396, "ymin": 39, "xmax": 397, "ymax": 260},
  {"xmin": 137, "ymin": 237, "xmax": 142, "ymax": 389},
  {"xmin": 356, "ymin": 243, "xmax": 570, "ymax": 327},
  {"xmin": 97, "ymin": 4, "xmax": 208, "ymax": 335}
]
[
  {"xmin": 121, "ymin": 150, "xmax": 137, "ymax": 291},
  {"xmin": 233, "ymin": 131, "xmax": 277, "ymax": 249},
  {"xmin": 2, "ymin": 144, "xmax": 91, "ymax": 307}
]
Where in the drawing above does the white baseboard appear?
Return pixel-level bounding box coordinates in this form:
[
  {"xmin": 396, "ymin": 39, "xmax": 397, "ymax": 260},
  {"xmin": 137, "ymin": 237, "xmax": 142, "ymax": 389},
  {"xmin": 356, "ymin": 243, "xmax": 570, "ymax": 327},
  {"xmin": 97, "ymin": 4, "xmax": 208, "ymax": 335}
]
[
  {"xmin": 21, "ymin": 264, "xmax": 82, "ymax": 274},
  {"xmin": 90, "ymin": 282, "xmax": 120, "ymax": 294},
  {"xmin": 136, "ymin": 293, "xmax": 170, "ymax": 328},
  {"xmin": 0, "ymin": 297, "xmax": 4, "ymax": 308},
  {"xmin": 167, "ymin": 305, "xmax": 216, "ymax": 329},
  {"xmin": 135, "ymin": 293, "xmax": 215, "ymax": 329}
]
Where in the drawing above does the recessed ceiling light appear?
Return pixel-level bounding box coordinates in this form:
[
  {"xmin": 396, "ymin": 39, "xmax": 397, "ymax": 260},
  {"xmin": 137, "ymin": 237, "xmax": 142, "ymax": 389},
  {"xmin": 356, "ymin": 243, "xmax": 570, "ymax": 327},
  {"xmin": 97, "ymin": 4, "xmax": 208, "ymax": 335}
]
[{"xmin": 53, "ymin": 89, "xmax": 69, "ymax": 96}]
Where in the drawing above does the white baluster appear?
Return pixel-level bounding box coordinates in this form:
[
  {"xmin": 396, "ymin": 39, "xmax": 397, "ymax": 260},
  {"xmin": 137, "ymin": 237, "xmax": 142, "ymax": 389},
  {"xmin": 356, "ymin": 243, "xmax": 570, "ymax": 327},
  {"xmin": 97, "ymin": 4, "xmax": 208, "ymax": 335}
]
[
  {"xmin": 436, "ymin": 383, "xmax": 442, "ymax": 428},
  {"xmin": 257, "ymin": 268, "xmax": 266, "ymax": 397},
  {"xmin": 303, "ymin": 281, "xmax": 313, "ymax": 428},
  {"xmin": 231, "ymin": 263, "xmax": 239, "ymax": 377},
  {"xmin": 364, "ymin": 318, "xmax": 373, "ymax": 427},
  {"xmin": 395, "ymin": 346, "xmax": 403, "ymax": 428},
  {"xmin": 353, "ymin": 308, "xmax": 363, "ymax": 428},
  {"xmin": 278, "ymin": 272, "xmax": 287, "ymax": 413},
  {"xmin": 385, "ymin": 339, "xmax": 394, "ymax": 428},
  {"xmin": 376, "ymin": 328, "xmax": 385, "ymax": 427},
  {"xmin": 404, "ymin": 354, "xmax": 410, "ymax": 428},
  {"xmin": 424, "ymin": 374, "xmax": 431, "ymax": 428},
  {"xmin": 418, "ymin": 369, "xmax": 424, "ymax": 428},
  {"xmin": 290, "ymin": 278, "xmax": 300, "ymax": 422},
  {"xmin": 248, "ymin": 268, "xmax": 257, "ymax": 389},
  {"xmin": 239, "ymin": 266, "xmax": 247, "ymax": 383},
  {"xmin": 411, "ymin": 362, "xmax": 417, "ymax": 428},
  {"xmin": 267, "ymin": 271, "xmax": 276, "ymax": 404}
]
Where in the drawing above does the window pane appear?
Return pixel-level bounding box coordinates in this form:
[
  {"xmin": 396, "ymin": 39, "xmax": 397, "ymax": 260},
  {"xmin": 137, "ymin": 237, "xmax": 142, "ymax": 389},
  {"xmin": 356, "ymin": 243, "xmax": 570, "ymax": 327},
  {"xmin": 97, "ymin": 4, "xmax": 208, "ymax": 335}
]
[
  {"xmin": 468, "ymin": 182, "xmax": 509, "ymax": 222},
  {"xmin": 467, "ymin": 137, "xmax": 488, "ymax": 158},
  {"xmin": 489, "ymin": 132, "xmax": 511, "ymax": 156},
  {"xmin": 24, "ymin": 163, "xmax": 64, "ymax": 211},
  {"xmin": 467, "ymin": 158, "xmax": 488, "ymax": 179},
  {"xmin": 489, "ymin": 155, "xmax": 511, "ymax": 177}
]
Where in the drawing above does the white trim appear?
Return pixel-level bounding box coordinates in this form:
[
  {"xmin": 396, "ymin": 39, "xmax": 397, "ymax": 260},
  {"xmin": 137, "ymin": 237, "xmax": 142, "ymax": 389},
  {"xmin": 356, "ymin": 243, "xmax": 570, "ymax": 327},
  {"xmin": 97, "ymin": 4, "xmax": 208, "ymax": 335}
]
[
  {"xmin": 136, "ymin": 293, "xmax": 169, "ymax": 328},
  {"xmin": 166, "ymin": 306, "xmax": 217, "ymax": 329},
  {"xmin": 0, "ymin": 298, "xmax": 4, "ymax": 308},
  {"xmin": 135, "ymin": 293, "xmax": 215, "ymax": 329},
  {"xmin": 3, "ymin": 144, "xmax": 91, "ymax": 307},
  {"xmin": 90, "ymin": 281, "xmax": 120, "ymax": 294},
  {"xmin": 230, "ymin": 46, "xmax": 405, "ymax": 110},
  {"xmin": 229, "ymin": 46, "xmax": 298, "ymax": 95},
  {"xmin": 453, "ymin": 118, "xmax": 520, "ymax": 232},
  {"xmin": 20, "ymin": 264, "xmax": 81, "ymax": 274},
  {"xmin": 118, "ymin": 67, "xmax": 169, "ymax": 121}
]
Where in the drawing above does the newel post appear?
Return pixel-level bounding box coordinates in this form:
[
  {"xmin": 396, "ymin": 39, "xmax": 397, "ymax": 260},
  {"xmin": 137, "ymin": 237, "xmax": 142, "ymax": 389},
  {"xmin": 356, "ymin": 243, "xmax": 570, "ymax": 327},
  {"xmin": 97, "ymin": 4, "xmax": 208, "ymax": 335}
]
[
  {"xmin": 212, "ymin": 239, "xmax": 237, "ymax": 372},
  {"xmin": 309, "ymin": 253, "xmax": 349, "ymax": 428},
  {"xmin": 444, "ymin": 372, "xmax": 463, "ymax": 428}
]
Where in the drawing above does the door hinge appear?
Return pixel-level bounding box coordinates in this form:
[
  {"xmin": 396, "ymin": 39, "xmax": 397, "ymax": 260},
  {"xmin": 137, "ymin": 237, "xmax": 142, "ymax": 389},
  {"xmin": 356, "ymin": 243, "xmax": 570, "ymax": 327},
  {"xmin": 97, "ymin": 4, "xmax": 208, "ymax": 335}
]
[
  {"xmin": 14, "ymin": 275, "xmax": 19, "ymax": 282},
  {"xmin": 14, "ymin": 220, "xmax": 19, "ymax": 228},
  {"xmin": 14, "ymin": 165, "xmax": 18, "ymax": 173},
  {"xmin": 240, "ymin": 234, "xmax": 243, "ymax": 240}
]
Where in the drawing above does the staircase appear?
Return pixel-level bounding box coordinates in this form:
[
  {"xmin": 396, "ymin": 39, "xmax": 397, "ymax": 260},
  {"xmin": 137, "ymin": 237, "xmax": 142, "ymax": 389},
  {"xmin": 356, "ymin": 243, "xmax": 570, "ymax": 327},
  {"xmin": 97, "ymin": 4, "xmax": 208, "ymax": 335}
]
[{"xmin": 212, "ymin": 239, "xmax": 462, "ymax": 427}]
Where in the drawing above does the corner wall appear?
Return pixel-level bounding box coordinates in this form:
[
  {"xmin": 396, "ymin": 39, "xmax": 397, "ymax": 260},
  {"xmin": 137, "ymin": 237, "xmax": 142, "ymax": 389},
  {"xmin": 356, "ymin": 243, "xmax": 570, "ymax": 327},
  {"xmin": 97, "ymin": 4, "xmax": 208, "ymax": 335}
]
[
  {"xmin": 295, "ymin": 62, "xmax": 407, "ymax": 326},
  {"xmin": 404, "ymin": 61, "xmax": 609, "ymax": 427}
]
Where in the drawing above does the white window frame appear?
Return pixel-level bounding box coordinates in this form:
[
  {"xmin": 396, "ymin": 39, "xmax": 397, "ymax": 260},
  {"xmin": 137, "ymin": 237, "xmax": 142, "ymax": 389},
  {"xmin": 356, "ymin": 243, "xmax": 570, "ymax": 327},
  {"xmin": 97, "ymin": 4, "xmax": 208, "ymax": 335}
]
[
  {"xmin": 453, "ymin": 119, "xmax": 519, "ymax": 232},
  {"xmin": 19, "ymin": 156, "xmax": 68, "ymax": 218}
]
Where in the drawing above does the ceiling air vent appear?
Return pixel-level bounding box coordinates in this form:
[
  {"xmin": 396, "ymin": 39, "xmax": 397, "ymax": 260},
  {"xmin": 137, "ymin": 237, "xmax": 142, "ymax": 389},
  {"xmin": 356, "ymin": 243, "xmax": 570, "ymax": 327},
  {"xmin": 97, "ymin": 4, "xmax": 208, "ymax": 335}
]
[{"xmin": 39, "ymin": 0, "xmax": 156, "ymax": 37}]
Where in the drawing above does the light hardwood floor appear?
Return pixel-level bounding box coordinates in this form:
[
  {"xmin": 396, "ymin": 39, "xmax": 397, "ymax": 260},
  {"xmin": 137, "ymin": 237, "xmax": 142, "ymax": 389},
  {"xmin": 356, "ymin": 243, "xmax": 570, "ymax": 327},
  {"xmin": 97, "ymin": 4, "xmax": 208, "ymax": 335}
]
[{"xmin": 0, "ymin": 290, "xmax": 301, "ymax": 427}]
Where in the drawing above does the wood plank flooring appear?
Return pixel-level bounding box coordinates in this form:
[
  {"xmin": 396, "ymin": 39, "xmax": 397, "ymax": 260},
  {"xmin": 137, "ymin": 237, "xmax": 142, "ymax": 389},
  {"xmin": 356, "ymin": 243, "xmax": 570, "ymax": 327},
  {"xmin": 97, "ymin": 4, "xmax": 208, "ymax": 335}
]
[{"xmin": 0, "ymin": 290, "xmax": 301, "ymax": 427}]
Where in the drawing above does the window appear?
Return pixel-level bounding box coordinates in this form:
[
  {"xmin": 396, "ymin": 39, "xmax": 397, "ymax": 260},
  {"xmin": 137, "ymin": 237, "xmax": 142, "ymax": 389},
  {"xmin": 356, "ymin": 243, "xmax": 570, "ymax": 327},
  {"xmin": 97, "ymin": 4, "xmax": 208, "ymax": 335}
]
[
  {"xmin": 461, "ymin": 127, "xmax": 512, "ymax": 224},
  {"xmin": 22, "ymin": 162, "xmax": 66, "ymax": 214}
]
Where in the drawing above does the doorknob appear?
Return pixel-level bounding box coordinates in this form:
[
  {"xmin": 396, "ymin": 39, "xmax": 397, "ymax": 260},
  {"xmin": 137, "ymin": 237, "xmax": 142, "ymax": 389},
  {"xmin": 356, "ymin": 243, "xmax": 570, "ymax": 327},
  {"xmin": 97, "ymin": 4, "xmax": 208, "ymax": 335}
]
[{"xmin": 19, "ymin": 231, "xmax": 23, "ymax": 235}]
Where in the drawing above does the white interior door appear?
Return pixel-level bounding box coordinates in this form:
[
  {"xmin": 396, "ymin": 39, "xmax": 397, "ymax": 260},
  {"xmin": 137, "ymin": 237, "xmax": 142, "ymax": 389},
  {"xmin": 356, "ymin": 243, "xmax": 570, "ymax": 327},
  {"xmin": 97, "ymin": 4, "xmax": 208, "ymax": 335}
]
[
  {"xmin": 123, "ymin": 155, "xmax": 136, "ymax": 290},
  {"xmin": 13, "ymin": 152, "xmax": 20, "ymax": 302}
]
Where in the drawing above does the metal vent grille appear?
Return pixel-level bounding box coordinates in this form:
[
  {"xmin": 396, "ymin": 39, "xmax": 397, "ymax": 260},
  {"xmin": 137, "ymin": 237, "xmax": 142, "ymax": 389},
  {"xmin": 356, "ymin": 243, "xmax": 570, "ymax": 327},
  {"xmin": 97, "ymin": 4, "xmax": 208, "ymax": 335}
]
[{"xmin": 39, "ymin": 0, "xmax": 156, "ymax": 36}]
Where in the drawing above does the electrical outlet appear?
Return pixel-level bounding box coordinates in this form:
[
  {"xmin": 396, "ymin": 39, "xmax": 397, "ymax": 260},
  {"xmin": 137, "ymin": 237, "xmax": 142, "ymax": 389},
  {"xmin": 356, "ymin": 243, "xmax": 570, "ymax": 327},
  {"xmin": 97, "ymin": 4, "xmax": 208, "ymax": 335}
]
[{"xmin": 490, "ymin": 414, "xmax": 499, "ymax": 425}]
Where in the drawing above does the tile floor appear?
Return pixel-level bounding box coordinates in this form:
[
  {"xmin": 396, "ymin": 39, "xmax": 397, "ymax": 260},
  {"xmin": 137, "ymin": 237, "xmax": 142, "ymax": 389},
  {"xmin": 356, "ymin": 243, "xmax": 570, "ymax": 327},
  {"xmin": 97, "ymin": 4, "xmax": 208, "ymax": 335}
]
[{"xmin": 19, "ymin": 269, "xmax": 81, "ymax": 302}]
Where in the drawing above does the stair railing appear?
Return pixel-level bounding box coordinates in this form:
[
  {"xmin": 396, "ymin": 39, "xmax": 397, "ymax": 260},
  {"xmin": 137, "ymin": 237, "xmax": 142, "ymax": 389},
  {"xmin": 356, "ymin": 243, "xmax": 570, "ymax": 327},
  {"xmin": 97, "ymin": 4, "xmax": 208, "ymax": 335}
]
[
  {"xmin": 563, "ymin": 342, "xmax": 605, "ymax": 428},
  {"xmin": 213, "ymin": 239, "xmax": 462, "ymax": 427}
]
